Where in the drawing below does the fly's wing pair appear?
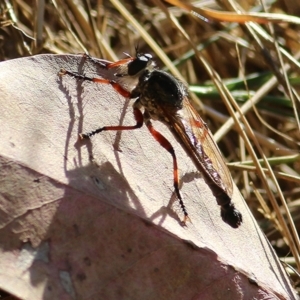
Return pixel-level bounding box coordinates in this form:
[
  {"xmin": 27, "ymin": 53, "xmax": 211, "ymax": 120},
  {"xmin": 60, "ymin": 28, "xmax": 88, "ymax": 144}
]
[
  {"xmin": 165, "ymin": 97, "xmax": 233, "ymax": 197},
  {"xmin": 164, "ymin": 97, "xmax": 242, "ymax": 227}
]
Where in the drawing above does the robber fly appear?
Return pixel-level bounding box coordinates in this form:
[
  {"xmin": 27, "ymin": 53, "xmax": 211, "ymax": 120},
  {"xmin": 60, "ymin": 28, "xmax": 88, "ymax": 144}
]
[{"xmin": 59, "ymin": 50, "xmax": 243, "ymax": 228}]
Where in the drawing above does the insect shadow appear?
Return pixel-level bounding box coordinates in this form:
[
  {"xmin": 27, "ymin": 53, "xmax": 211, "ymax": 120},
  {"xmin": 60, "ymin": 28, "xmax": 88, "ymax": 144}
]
[
  {"xmin": 148, "ymin": 171, "xmax": 202, "ymax": 226},
  {"xmin": 58, "ymin": 58, "xmax": 171, "ymax": 223}
]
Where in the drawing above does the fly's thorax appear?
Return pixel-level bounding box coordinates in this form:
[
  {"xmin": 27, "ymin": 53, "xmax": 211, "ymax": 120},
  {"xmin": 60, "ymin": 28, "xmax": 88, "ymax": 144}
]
[{"xmin": 132, "ymin": 69, "xmax": 189, "ymax": 121}]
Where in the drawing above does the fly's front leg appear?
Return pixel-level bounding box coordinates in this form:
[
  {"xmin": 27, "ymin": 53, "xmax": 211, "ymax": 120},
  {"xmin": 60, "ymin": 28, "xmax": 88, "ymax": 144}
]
[
  {"xmin": 59, "ymin": 69, "xmax": 131, "ymax": 98},
  {"xmin": 144, "ymin": 114, "xmax": 189, "ymax": 224},
  {"xmin": 59, "ymin": 67, "xmax": 141, "ymax": 139},
  {"xmin": 83, "ymin": 53, "xmax": 134, "ymax": 70}
]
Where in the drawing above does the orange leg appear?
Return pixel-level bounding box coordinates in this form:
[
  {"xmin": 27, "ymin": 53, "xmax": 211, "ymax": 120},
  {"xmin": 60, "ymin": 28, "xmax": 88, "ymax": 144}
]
[
  {"xmin": 145, "ymin": 119, "xmax": 188, "ymax": 224},
  {"xmin": 79, "ymin": 107, "xmax": 144, "ymax": 139},
  {"xmin": 104, "ymin": 57, "xmax": 134, "ymax": 69},
  {"xmin": 59, "ymin": 69, "xmax": 131, "ymax": 98},
  {"xmin": 83, "ymin": 53, "xmax": 134, "ymax": 69}
]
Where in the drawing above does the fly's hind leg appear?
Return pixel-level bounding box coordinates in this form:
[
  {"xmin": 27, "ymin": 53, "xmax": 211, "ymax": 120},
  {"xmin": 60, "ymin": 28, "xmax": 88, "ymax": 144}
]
[{"xmin": 144, "ymin": 114, "xmax": 189, "ymax": 225}]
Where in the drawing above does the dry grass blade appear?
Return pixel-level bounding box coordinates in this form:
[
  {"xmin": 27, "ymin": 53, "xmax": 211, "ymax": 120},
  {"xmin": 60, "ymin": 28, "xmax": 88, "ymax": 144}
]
[{"xmin": 165, "ymin": 0, "xmax": 300, "ymax": 24}]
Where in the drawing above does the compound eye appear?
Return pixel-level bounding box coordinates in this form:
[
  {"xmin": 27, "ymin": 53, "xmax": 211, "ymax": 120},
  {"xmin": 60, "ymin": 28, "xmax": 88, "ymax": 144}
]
[
  {"xmin": 144, "ymin": 53, "xmax": 152, "ymax": 60},
  {"xmin": 139, "ymin": 55, "xmax": 149, "ymax": 62}
]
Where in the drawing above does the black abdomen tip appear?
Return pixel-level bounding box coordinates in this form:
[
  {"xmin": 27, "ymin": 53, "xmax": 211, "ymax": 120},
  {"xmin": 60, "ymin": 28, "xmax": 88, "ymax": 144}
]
[{"xmin": 221, "ymin": 203, "xmax": 243, "ymax": 228}]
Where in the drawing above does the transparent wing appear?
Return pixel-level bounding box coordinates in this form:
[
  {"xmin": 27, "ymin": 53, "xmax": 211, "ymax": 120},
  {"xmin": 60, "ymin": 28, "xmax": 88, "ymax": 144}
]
[{"xmin": 167, "ymin": 97, "xmax": 233, "ymax": 196}]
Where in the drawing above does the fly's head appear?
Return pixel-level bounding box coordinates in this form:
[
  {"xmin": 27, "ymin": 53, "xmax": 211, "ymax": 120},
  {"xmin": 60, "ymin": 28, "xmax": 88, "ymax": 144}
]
[
  {"xmin": 116, "ymin": 50, "xmax": 155, "ymax": 78},
  {"xmin": 114, "ymin": 50, "xmax": 156, "ymax": 93},
  {"xmin": 127, "ymin": 52, "xmax": 155, "ymax": 76}
]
